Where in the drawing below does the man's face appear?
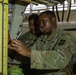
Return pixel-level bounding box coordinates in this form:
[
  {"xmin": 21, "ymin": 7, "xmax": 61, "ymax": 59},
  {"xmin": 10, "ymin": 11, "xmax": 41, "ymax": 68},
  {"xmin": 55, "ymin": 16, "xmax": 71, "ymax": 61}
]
[
  {"xmin": 39, "ymin": 13, "xmax": 54, "ymax": 35},
  {"xmin": 29, "ymin": 20, "xmax": 35, "ymax": 35}
]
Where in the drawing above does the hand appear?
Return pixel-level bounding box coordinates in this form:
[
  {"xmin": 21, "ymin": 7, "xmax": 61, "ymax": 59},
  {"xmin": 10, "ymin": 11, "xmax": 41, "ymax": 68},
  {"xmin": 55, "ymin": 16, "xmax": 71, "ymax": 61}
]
[{"xmin": 8, "ymin": 39, "xmax": 31, "ymax": 57}]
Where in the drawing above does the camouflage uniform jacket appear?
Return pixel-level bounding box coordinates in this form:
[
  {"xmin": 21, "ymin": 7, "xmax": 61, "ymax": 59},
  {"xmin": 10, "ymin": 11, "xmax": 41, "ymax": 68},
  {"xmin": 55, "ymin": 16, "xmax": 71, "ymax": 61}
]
[
  {"xmin": 18, "ymin": 31, "xmax": 37, "ymax": 48},
  {"xmin": 17, "ymin": 31, "xmax": 37, "ymax": 65},
  {"xmin": 30, "ymin": 28, "xmax": 76, "ymax": 75}
]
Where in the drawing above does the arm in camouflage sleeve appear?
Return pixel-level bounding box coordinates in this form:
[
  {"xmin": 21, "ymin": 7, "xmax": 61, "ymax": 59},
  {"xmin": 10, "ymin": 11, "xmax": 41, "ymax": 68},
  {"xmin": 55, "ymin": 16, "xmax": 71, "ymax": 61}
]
[{"xmin": 30, "ymin": 33, "xmax": 76, "ymax": 70}]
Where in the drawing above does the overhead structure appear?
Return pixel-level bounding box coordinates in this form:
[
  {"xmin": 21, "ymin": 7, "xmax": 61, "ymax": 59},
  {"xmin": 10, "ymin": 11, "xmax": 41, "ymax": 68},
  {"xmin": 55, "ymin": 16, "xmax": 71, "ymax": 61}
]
[{"xmin": 19, "ymin": 0, "xmax": 66, "ymax": 6}]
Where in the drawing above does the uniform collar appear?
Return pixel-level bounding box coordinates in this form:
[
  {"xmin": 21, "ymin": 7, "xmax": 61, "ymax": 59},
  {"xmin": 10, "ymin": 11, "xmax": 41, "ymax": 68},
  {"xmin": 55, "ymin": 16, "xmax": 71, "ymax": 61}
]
[
  {"xmin": 47, "ymin": 28, "xmax": 58, "ymax": 41},
  {"xmin": 41, "ymin": 28, "xmax": 59, "ymax": 42}
]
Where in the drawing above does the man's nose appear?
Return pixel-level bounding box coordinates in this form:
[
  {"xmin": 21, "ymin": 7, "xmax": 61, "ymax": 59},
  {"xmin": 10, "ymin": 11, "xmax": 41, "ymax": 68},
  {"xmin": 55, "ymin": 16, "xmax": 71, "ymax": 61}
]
[{"xmin": 32, "ymin": 26, "xmax": 34, "ymax": 29}]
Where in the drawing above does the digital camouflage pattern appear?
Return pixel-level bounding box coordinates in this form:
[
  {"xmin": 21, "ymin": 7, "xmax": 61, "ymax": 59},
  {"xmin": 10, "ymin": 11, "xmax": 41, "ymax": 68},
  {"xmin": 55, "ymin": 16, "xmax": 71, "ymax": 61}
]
[
  {"xmin": 18, "ymin": 31, "xmax": 37, "ymax": 48},
  {"xmin": 17, "ymin": 31, "xmax": 38, "ymax": 75},
  {"xmin": 17, "ymin": 31, "xmax": 37, "ymax": 63},
  {"xmin": 30, "ymin": 28, "xmax": 76, "ymax": 75}
]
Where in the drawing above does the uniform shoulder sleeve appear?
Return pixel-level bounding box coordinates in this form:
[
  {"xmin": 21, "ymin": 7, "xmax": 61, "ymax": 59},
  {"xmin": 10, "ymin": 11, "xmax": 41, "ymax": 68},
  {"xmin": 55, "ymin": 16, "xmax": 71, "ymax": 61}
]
[{"xmin": 30, "ymin": 32, "xmax": 76, "ymax": 70}]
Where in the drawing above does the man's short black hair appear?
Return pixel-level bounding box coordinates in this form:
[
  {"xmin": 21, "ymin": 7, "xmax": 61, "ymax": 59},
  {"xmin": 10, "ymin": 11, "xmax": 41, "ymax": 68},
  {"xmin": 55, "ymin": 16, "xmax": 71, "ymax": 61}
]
[
  {"xmin": 28, "ymin": 14, "xmax": 39, "ymax": 22},
  {"xmin": 40, "ymin": 10, "xmax": 56, "ymax": 19}
]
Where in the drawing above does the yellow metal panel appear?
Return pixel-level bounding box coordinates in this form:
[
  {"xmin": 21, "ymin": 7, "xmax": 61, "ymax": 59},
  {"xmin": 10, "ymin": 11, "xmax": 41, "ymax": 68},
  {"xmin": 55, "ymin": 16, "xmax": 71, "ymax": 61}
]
[
  {"xmin": 3, "ymin": 4, "xmax": 8, "ymax": 75},
  {"xmin": 0, "ymin": 0, "xmax": 8, "ymax": 3},
  {"xmin": 20, "ymin": 0, "xmax": 32, "ymax": 3},
  {"xmin": 4, "ymin": 0, "xmax": 8, "ymax": 3},
  {"xmin": 0, "ymin": 0, "xmax": 2, "ymax": 2},
  {"xmin": 0, "ymin": 3, "xmax": 2, "ymax": 73},
  {"xmin": 0, "ymin": 0, "xmax": 8, "ymax": 75}
]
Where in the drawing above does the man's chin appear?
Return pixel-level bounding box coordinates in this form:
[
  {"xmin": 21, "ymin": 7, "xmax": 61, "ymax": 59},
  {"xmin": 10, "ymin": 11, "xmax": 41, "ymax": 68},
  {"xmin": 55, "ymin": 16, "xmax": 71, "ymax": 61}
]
[
  {"xmin": 42, "ymin": 32, "xmax": 46, "ymax": 35},
  {"xmin": 42, "ymin": 32, "xmax": 50, "ymax": 35},
  {"xmin": 31, "ymin": 32, "xmax": 35, "ymax": 35}
]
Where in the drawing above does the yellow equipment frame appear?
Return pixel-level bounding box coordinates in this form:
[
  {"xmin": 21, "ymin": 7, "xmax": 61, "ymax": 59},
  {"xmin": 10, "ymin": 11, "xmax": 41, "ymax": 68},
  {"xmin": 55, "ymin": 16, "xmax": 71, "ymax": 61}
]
[{"xmin": 0, "ymin": 0, "xmax": 8, "ymax": 75}]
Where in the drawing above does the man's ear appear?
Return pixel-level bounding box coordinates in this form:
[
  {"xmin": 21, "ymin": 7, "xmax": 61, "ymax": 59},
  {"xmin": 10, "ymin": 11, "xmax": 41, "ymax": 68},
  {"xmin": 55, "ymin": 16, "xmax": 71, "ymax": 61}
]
[{"xmin": 52, "ymin": 17, "xmax": 56, "ymax": 23}]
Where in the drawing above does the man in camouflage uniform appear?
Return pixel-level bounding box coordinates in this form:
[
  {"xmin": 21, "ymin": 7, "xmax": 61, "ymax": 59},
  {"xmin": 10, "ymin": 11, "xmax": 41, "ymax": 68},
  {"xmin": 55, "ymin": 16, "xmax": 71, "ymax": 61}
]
[
  {"xmin": 8, "ymin": 14, "xmax": 41, "ymax": 58},
  {"xmin": 17, "ymin": 14, "xmax": 41, "ymax": 75},
  {"xmin": 18, "ymin": 14, "xmax": 41, "ymax": 48},
  {"xmin": 8, "ymin": 14, "xmax": 41, "ymax": 75},
  {"xmin": 9, "ymin": 11, "xmax": 76, "ymax": 75}
]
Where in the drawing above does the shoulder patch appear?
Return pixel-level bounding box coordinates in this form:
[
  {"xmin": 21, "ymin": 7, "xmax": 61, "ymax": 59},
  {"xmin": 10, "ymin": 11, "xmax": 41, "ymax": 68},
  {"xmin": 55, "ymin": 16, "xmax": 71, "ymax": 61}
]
[{"xmin": 58, "ymin": 39, "xmax": 66, "ymax": 45}]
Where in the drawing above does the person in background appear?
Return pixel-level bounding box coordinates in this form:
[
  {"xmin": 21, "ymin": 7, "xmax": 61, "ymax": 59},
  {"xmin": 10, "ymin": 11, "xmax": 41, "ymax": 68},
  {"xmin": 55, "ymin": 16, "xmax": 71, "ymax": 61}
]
[
  {"xmin": 8, "ymin": 11, "xmax": 76, "ymax": 75},
  {"xmin": 18, "ymin": 14, "xmax": 41, "ymax": 48},
  {"xmin": 8, "ymin": 13, "xmax": 41, "ymax": 75},
  {"xmin": 18, "ymin": 14, "xmax": 41, "ymax": 75}
]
